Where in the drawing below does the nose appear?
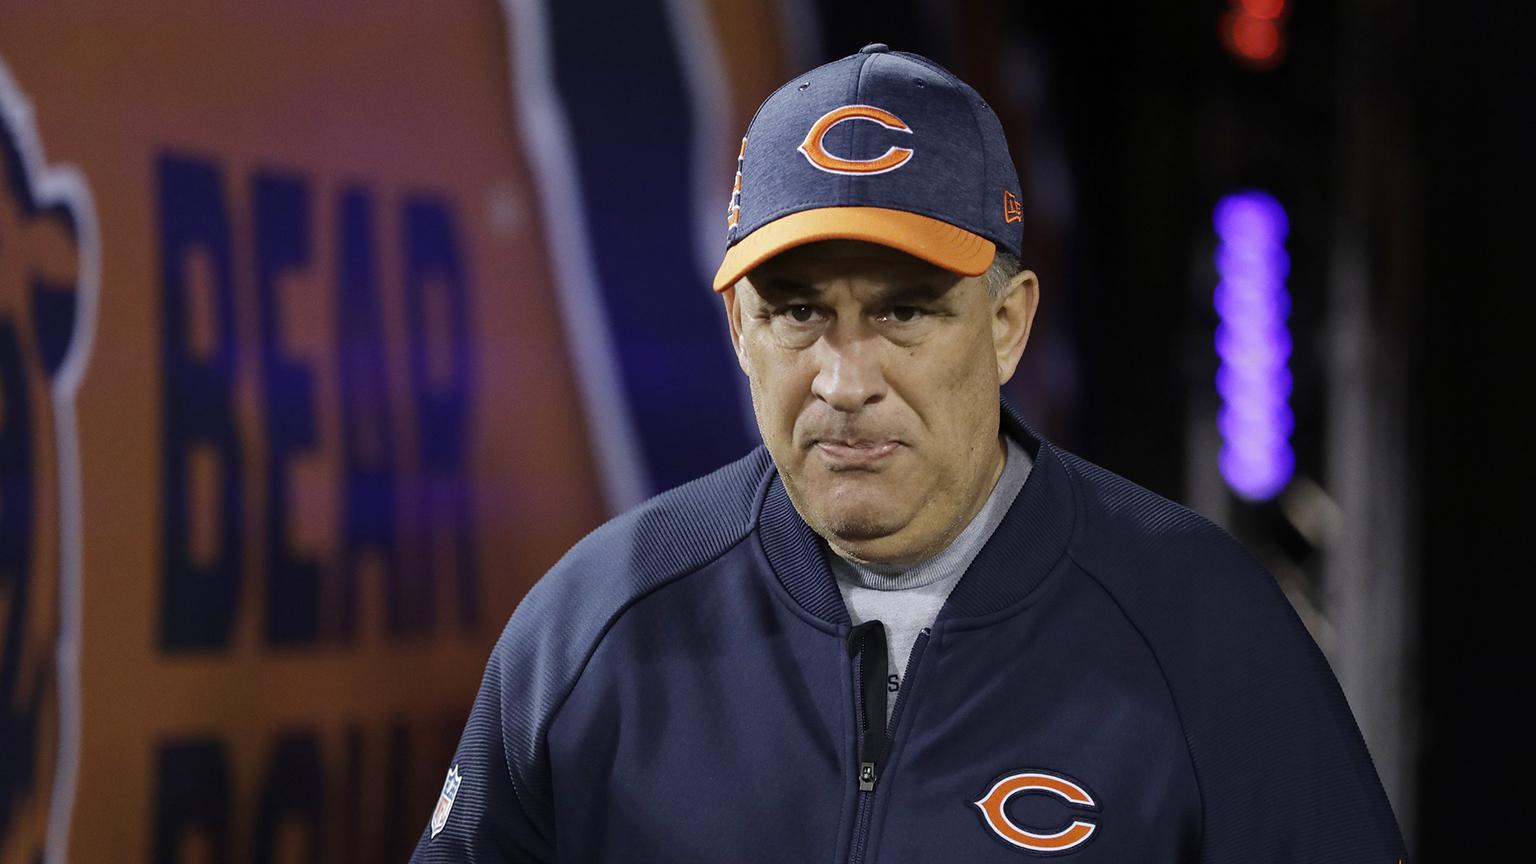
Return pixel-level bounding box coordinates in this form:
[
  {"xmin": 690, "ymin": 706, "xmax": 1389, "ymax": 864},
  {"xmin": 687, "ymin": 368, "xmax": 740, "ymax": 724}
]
[{"xmin": 810, "ymin": 332, "xmax": 886, "ymax": 413}]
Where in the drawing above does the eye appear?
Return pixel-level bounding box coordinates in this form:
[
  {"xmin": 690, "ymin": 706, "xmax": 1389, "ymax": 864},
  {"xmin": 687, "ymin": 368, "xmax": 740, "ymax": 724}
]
[
  {"xmin": 777, "ymin": 304, "xmax": 820, "ymax": 323},
  {"xmin": 883, "ymin": 305, "xmax": 924, "ymax": 323}
]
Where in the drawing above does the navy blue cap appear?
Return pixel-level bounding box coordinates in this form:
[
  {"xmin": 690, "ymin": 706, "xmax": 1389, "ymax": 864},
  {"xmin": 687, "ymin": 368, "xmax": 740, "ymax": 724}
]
[{"xmin": 713, "ymin": 44, "xmax": 1024, "ymax": 292}]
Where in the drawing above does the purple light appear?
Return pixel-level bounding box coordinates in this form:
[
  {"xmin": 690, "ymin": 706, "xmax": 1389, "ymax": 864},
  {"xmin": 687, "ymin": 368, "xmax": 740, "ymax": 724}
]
[{"xmin": 1213, "ymin": 189, "xmax": 1293, "ymax": 501}]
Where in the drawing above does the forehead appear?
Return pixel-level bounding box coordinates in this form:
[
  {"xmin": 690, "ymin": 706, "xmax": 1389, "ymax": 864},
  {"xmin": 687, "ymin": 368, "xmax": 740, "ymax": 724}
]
[{"xmin": 745, "ymin": 239, "xmax": 964, "ymax": 296}]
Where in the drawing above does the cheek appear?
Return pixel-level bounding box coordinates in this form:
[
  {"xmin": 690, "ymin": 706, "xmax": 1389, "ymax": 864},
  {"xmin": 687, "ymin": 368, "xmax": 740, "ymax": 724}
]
[
  {"xmin": 908, "ymin": 337, "xmax": 987, "ymax": 403},
  {"xmin": 912, "ymin": 337, "xmax": 996, "ymax": 447},
  {"xmin": 744, "ymin": 343, "xmax": 812, "ymax": 441}
]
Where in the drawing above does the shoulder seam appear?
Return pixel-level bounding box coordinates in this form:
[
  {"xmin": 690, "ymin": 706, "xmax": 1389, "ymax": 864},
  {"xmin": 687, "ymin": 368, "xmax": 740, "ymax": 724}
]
[
  {"xmin": 498, "ymin": 449, "xmax": 774, "ymax": 846},
  {"xmin": 499, "ymin": 531, "xmax": 759, "ymax": 842},
  {"xmin": 1068, "ymin": 549, "xmax": 1208, "ymax": 857},
  {"xmin": 510, "ymin": 458, "xmax": 772, "ymax": 802},
  {"xmin": 1054, "ymin": 445, "xmax": 1265, "ymax": 582},
  {"xmin": 540, "ymin": 526, "xmax": 758, "ymax": 744},
  {"xmin": 1046, "ymin": 440, "xmax": 1084, "ymax": 551},
  {"xmin": 1055, "ymin": 447, "xmax": 1205, "ymax": 854}
]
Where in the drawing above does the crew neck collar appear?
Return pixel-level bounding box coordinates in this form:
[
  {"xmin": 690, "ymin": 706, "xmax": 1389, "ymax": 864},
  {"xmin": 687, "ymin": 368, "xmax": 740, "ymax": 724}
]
[{"xmin": 756, "ymin": 397, "xmax": 1075, "ymax": 627}]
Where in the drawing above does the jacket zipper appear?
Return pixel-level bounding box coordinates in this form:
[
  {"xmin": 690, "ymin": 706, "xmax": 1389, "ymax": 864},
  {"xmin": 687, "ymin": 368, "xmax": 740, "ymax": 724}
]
[{"xmin": 846, "ymin": 622, "xmax": 931, "ymax": 864}]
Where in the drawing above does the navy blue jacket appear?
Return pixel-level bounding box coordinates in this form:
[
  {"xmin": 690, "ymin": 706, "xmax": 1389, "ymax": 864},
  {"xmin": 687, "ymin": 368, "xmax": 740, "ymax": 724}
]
[{"xmin": 411, "ymin": 401, "xmax": 1407, "ymax": 862}]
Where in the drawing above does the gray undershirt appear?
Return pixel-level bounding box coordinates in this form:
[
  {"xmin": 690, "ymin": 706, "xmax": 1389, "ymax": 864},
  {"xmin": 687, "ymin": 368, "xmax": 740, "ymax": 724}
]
[{"xmin": 827, "ymin": 435, "xmax": 1033, "ymax": 722}]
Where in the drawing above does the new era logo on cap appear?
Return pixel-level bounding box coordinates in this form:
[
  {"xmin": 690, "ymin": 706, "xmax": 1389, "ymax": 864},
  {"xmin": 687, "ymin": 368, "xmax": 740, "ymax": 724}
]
[
  {"xmin": 1004, "ymin": 189, "xmax": 1023, "ymax": 224},
  {"xmin": 712, "ymin": 43, "xmax": 1023, "ymax": 292}
]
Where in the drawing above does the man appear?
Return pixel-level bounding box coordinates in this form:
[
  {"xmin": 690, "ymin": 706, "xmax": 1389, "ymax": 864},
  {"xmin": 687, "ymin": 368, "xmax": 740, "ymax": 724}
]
[{"xmin": 412, "ymin": 44, "xmax": 1407, "ymax": 862}]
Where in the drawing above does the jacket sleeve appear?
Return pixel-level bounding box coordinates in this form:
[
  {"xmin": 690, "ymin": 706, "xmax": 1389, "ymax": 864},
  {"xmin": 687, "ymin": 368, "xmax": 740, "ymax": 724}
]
[
  {"xmin": 1151, "ymin": 538, "xmax": 1411, "ymax": 863},
  {"xmin": 1188, "ymin": 587, "xmax": 1409, "ymax": 862},
  {"xmin": 1060, "ymin": 449, "xmax": 1410, "ymax": 862},
  {"xmin": 407, "ymin": 446, "xmax": 768, "ymax": 861},
  {"xmin": 409, "ymin": 621, "xmax": 557, "ymax": 863}
]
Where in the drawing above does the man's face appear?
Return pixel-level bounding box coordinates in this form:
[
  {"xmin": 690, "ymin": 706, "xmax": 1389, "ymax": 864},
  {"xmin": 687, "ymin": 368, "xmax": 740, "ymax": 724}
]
[{"xmin": 723, "ymin": 240, "xmax": 1037, "ymax": 566}]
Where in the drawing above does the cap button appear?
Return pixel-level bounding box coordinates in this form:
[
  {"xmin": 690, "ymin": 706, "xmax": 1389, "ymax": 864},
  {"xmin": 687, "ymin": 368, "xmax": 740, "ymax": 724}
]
[{"xmin": 858, "ymin": 43, "xmax": 890, "ymax": 54}]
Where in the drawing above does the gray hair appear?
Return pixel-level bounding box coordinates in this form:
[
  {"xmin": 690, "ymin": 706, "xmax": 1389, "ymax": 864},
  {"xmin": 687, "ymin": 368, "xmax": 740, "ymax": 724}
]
[{"xmin": 984, "ymin": 248, "xmax": 1022, "ymax": 299}]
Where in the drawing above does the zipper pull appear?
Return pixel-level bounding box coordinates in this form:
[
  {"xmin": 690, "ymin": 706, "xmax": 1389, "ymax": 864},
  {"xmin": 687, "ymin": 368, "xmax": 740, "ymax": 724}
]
[{"xmin": 859, "ymin": 761, "xmax": 878, "ymax": 792}]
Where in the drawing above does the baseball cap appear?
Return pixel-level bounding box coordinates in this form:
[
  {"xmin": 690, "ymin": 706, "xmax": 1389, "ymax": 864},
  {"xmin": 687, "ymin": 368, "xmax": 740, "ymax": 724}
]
[{"xmin": 712, "ymin": 43, "xmax": 1024, "ymax": 293}]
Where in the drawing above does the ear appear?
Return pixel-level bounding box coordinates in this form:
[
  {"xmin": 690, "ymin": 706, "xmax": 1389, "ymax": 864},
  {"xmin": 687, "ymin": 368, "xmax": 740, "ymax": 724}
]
[
  {"xmin": 992, "ymin": 269, "xmax": 1040, "ymax": 385},
  {"xmin": 721, "ymin": 284, "xmax": 751, "ymax": 376}
]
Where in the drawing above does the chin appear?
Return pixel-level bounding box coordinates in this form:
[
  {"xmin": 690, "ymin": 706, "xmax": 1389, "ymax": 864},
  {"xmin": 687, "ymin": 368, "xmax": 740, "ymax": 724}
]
[
  {"xmin": 814, "ymin": 495, "xmax": 907, "ymax": 543},
  {"xmin": 823, "ymin": 514, "xmax": 901, "ymax": 544},
  {"xmin": 824, "ymin": 525, "xmax": 931, "ymax": 567},
  {"xmin": 782, "ymin": 460, "xmax": 914, "ymax": 538}
]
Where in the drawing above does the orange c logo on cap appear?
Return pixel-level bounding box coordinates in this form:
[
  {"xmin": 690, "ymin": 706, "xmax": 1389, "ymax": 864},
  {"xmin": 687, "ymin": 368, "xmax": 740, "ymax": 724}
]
[
  {"xmin": 972, "ymin": 770, "xmax": 1100, "ymax": 854},
  {"xmin": 798, "ymin": 104, "xmax": 914, "ymax": 175}
]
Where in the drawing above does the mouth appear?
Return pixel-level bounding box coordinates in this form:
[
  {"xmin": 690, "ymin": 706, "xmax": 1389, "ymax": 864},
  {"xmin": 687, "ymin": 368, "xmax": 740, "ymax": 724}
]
[{"xmin": 812, "ymin": 438, "xmax": 902, "ymax": 469}]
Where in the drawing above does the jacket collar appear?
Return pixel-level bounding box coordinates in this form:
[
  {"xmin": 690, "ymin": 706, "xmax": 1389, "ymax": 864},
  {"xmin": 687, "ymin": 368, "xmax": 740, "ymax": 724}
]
[{"xmin": 756, "ymin": 397, "xmax": 1075, "ymax": 627}]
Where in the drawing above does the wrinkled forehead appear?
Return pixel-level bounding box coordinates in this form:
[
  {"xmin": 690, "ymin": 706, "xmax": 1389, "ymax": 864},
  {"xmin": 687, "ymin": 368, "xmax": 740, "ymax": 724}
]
[{"xmin": 744, "ymin": 239, "xmax": 966, "ymax": 300}]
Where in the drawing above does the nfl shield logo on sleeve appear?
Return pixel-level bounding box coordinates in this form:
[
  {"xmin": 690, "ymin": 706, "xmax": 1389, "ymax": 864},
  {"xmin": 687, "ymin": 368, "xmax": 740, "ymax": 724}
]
[{"xmin": 430, "ymin": 763, "xmax": 463, "ymax": 839}]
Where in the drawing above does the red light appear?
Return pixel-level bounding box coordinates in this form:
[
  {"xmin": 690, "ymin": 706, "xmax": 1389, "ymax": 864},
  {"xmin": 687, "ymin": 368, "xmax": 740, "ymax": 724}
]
[
  {"xmin": 1219, "ymin": 1, "xmax": 1288, "ymax": 70},
  {"xmin": 1239, "ymin": 0, "xmax": 1286, "ymax": 20},
  {"xmin": 1232, "ymin": 15, "xmax": 1280, "ymax": 60}
]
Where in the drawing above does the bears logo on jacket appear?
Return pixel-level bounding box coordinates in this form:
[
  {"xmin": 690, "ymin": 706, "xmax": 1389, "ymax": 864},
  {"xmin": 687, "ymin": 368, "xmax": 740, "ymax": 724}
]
[
  {"xmin": 971, "ymin": 769, "xmax": 1101, "ymax": 855},
  {"xmin": 0, "ymin": 53, "xmax": 99, "ymax": 864}
]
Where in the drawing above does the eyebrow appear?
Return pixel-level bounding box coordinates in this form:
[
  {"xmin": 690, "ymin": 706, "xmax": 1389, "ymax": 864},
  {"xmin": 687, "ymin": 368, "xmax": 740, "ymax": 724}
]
[{"xmin": 756, "ymin": 277, "xmax": 955, "ymax": 305}]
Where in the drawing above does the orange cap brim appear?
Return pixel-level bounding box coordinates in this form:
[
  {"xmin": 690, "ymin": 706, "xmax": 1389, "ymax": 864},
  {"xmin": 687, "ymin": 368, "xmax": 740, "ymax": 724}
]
[{"xmin": 711, "ymin": 206, "xmax": 996, "ymax": 292}]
